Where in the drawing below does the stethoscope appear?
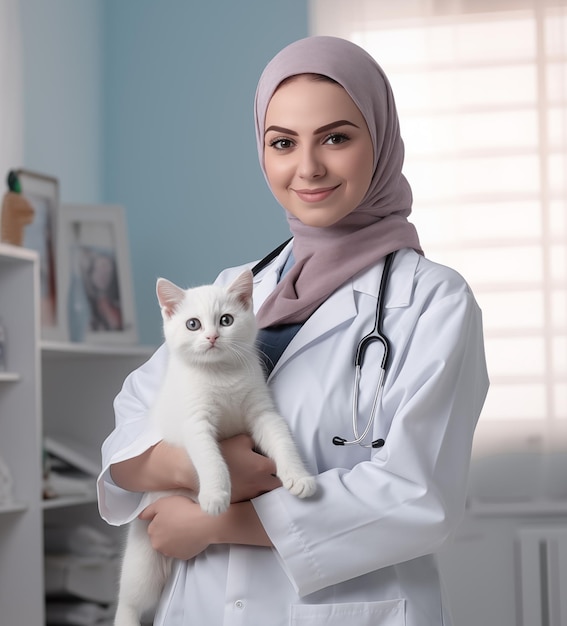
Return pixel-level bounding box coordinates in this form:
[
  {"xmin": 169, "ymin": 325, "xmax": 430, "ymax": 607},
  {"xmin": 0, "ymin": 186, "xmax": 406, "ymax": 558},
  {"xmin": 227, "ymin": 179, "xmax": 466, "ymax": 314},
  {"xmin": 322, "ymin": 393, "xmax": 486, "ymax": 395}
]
[
  {"xmin": 332, "ymin": 251, "xmax": 395, "ymax": 449},
  {"xmin": 252, "ymin": 242, "xmax": 395, "ymax": 451}
]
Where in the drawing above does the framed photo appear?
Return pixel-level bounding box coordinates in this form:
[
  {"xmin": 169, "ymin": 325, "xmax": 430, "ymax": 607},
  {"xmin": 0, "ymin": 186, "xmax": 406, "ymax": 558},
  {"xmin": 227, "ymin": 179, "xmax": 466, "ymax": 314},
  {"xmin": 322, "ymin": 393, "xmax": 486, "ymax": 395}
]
[
  {"xmin": 59, "ymin": 204, "xmax": 138, "ymax": 345},
  {"xmin": 17, "ymin": 170, "xmax": 65, "ymax": 341}
]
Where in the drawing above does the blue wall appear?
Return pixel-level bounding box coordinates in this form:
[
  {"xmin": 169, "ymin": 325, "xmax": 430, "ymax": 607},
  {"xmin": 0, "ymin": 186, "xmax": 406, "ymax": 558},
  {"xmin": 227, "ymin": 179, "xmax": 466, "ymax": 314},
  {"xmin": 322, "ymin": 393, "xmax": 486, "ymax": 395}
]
[
  {"xmin": 19, "ymin": 0, "xmax": 308, "ymax": 345},
  {"xmin": 20, "ymin": 0, "xmax": 104, "ymax": 203}
]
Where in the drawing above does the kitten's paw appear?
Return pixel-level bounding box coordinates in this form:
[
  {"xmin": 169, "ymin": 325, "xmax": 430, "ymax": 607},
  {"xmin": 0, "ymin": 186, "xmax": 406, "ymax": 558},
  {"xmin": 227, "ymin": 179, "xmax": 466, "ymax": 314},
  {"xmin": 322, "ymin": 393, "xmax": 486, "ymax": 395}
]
[
  {"xmin": 282, "ymin": 475, "xmax": 317, "ymax": 499},
  {"xmin": 198, "ymin": 490, "xmax": 230, "ymax": 516}
]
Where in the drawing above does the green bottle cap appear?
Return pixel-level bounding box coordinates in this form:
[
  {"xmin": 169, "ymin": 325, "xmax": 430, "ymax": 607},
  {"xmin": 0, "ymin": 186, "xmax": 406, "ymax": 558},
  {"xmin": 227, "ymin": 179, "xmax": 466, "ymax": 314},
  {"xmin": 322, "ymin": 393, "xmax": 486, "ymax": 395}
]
[{"xmin": 7, "ymin": 170, "xmax": 21, "ymax": 193}]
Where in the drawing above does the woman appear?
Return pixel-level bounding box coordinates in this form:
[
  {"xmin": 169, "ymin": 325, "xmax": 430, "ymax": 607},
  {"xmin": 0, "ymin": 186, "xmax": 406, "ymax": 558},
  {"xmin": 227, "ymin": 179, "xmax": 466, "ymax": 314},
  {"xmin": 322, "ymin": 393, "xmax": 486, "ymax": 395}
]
[{"xmin": 98, "ymin": 36, "xmax": 489, "ymax": 625}]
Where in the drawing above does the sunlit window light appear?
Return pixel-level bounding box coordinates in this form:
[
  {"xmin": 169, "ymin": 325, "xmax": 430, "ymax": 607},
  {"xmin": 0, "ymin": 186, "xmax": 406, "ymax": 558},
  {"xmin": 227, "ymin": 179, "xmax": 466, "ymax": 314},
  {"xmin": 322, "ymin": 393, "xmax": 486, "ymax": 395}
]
[{"xmin": 311, "ymin": 0, "xmax": 567, "ymax": 450}]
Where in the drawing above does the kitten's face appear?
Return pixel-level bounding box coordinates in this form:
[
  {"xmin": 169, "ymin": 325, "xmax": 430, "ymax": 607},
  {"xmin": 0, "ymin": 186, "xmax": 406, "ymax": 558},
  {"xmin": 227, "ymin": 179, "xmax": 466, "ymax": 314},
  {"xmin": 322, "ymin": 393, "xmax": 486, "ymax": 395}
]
[{"xmin": 156, "ymin": 271, "xmax": 257, "ymax": 366}]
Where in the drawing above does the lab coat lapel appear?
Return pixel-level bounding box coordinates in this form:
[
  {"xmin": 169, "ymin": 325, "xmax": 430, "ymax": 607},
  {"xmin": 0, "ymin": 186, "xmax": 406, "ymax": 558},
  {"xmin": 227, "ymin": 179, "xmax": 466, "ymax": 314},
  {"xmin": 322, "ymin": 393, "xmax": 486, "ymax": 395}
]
[
  {"xmin": 252, "ymin": 269, "xmax": 279, "ymax": 314},
  {"xmin": 251, "ymin": 241, "xmax": 293, "ymax": 315},
  {"xmin": 269, "ymin": 279, "xmax": 358, "ymax": 378},
  {"xmin": 266, "ymin": 251, "xmax": 418, "ymax": 378},
  {"xmin": 252, "ymin": 247, "xmax": 418, "ymax": 378}
]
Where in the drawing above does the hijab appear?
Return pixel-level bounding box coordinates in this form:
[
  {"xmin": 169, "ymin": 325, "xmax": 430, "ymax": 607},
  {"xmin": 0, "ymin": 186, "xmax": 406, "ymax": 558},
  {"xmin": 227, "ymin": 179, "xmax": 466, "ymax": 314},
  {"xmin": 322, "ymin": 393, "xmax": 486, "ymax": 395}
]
[{"xmin": 253, "ymin": 36, "xmax": 422, "ymax": 329}]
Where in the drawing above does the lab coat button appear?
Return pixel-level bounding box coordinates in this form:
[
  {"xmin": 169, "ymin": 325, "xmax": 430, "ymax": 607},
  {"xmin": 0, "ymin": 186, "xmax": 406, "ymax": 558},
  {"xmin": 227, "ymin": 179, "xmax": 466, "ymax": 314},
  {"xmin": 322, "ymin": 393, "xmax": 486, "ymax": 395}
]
[{"xmin": 235, "ymin": 600, "xmax": 244, "ymax": 609}]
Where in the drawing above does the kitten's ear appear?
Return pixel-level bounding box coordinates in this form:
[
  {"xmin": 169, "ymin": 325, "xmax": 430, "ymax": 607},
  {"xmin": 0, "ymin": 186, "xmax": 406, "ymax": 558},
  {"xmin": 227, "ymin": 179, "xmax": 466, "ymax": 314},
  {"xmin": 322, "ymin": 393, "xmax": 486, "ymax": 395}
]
[
  {"xmin": 156, "ymin": 278, "xmax": 186, "ymax": 319},
  {"xmin": 227, "ymin": 270, "xmax": 253, "ymax": 309}
]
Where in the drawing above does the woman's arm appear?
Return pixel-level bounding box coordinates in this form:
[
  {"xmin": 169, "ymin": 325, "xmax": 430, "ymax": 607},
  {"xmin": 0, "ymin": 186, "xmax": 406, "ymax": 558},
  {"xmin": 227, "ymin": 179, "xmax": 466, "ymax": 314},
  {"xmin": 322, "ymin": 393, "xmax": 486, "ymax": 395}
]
[
  {"xmin": 110, "ymin": 434, "xmax": 282, "ymax": 503},
  {"xmin": 138, "ymin": 496, "xmax": 271, "ymax": 560},
  {"xmin": 110, "ymin": 440, "xmax": 197, "ymax": 492}
]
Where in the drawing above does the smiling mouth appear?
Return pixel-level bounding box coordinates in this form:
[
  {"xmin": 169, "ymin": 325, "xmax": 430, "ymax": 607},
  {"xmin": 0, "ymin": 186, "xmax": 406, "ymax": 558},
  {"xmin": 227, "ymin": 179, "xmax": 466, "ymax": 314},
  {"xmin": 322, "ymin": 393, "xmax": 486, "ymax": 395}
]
[{"xmin": 292, "ymin": 186, "xmax": 340, "ymax": 203}]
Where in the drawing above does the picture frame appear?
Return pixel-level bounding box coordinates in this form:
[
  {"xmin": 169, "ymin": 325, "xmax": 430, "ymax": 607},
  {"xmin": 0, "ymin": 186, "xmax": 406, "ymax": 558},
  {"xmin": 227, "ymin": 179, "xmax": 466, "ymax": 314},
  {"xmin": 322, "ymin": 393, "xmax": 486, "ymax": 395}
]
[
  {"xmin": 16, "ymin": 169, "xmax": 66, "ymax": 341},
  {"xmin": 58, "ymin": 203, "xmax": 138, "ymax": 345}
]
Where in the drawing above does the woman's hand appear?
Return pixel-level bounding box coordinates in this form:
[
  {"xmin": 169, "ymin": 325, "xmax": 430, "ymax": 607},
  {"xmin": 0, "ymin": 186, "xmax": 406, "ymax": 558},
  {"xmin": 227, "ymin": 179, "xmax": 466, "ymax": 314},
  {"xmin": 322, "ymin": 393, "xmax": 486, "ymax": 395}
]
[
  {"xmin": 139, "ymin": 495, "xmax": 273, "ymax": 559},
  {"xmin": 221, "ymin": 434, "xmax": 282, "ymax": 502},
  {"xmin": 139, "ymin": 495, "xmax": 213, "ymax": 560}
]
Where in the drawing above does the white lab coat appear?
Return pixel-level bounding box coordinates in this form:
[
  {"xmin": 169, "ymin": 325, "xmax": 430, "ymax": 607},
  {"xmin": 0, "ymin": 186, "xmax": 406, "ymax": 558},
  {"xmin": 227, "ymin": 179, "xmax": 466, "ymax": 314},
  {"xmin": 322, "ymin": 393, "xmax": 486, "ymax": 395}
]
[{"xmin": 98, "ymin": 245, "xmax": 489, "ymax": 626}]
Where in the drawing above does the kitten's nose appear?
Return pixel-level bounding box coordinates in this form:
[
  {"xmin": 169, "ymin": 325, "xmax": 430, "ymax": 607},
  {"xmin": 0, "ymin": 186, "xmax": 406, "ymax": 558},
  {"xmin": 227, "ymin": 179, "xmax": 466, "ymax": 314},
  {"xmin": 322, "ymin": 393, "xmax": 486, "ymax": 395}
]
[{"xmin": 206, "ymin": 333, "xmax": 219, "ymax": 346}]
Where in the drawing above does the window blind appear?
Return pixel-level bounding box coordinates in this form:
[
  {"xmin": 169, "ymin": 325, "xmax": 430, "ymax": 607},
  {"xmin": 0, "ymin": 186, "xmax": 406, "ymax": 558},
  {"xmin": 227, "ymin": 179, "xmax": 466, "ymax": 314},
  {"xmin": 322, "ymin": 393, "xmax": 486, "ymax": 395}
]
[{"xmin": 310, "ymin": 0, "xmax": 567, "ymax": 453}]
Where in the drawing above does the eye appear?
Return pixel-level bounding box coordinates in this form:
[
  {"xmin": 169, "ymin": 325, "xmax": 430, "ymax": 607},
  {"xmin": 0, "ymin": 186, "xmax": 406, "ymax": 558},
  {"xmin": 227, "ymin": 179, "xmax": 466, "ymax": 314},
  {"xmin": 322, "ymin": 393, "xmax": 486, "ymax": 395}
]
[
  {"xmin": 268, "ymin": 137, "xmax": 295, "ymax": 151},
  {"xmin": 323, "ymin": 132, "xmax": 349, "ymax": 146},
  {"xmin": 219, "ymin": 314, "xmax": 234, "ymax": 327},
  {"xmin": 186, "ymin": 318, "xmax": 201, "ymax": 331}
]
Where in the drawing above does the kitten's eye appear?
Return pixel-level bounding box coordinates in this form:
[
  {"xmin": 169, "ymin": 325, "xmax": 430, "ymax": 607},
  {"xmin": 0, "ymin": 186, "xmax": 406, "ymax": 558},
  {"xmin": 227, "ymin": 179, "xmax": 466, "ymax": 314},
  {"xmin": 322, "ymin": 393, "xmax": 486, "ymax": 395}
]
[
  {"xmin": 219, "ymin": 314, "xmax": 234, "ymax": 327},
  {"xmin": 186, "ymin": 318, "xmax": 201, "ymax": 331}
]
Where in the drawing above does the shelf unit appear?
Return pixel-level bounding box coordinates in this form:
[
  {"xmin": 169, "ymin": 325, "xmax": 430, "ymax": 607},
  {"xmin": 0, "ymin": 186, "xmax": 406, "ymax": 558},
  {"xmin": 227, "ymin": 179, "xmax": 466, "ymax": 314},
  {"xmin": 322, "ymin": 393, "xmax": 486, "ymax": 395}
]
[
  {"xmin": 0, "ymin": 243, "xmax": 44, "ymax": 625},
  {"xmin": 0, "ymin": 242, "xmax": 154, "ymax": 624}
]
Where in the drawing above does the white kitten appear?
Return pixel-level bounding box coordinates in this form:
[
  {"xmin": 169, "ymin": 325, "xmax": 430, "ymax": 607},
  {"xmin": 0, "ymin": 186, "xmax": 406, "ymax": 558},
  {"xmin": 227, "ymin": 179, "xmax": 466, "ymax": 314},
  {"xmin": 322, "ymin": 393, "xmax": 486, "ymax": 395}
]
[{"xmin": 114, "ymin": 270, "xmax": 316, "ymax": 626}]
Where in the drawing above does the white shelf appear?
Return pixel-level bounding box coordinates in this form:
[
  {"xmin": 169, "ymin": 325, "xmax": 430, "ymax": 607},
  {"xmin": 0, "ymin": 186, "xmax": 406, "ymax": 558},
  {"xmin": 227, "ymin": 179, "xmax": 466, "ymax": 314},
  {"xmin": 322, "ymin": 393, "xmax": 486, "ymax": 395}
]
[
  {"xmin": 0, "ymin": 372, "xmax": 21, "ymax": 383},
  {"xmin": 42, "ymin": 340, "xmax": 155, "ymax": 358},
  {"xmin": 42, "ymin": 493, "xmax": 98, "ymax": 510},
  {"xmin": 0, "ymin": 501, "xmax": 28, "ymax": 514},
  {"xmin": 0, "ymin": 242, "xmax": 37, "ymax": 262}
]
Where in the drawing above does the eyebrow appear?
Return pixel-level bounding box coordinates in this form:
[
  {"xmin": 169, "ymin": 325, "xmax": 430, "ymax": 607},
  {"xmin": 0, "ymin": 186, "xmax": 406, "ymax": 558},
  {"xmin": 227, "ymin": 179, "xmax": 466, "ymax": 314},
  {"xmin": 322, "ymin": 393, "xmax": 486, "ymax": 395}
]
[{"xmin": 264, "ymin": 119, "xmax": 360, "ymax": 136}]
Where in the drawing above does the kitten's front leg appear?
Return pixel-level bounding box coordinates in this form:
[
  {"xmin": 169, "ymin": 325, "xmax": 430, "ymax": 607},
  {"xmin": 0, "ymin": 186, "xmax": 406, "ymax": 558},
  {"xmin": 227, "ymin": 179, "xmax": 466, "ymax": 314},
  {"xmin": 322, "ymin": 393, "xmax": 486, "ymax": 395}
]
[
  {"xmin": 181, "ymin": 418, "xmax": 231, "ymax": 516},
  {"xmin": 251, "ymin": 412, "xmax": 317, "ymax": 499}
]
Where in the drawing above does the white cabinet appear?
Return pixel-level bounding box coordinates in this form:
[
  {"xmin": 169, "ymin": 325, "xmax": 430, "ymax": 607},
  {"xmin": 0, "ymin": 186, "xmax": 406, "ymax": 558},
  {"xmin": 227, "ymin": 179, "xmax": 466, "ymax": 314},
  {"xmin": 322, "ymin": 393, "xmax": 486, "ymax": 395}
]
[
  {"xmin": 0, "ymin": 242, "xmax": 153, "ymax": 624},
  {"xmin": 438, "ymin": 504, "xmax": 567, "ymax": 626},
  {"xmin": 0, "ymin": 244, "xmax": 44, "ymax": 625}
]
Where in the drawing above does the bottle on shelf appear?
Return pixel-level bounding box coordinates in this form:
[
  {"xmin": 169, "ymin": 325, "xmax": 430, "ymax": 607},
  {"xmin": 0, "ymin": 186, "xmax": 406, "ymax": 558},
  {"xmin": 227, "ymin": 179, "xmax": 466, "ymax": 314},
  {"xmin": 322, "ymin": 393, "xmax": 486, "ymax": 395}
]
[{"xmin": 67, "ymin": 227, "xmax": 90, "ymax": 343}]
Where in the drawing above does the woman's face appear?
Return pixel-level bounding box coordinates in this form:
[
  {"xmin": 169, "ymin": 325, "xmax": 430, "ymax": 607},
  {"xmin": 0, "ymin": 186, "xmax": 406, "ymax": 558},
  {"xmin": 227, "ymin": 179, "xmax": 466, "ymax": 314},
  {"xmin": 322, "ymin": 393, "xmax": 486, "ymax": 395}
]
[{"xmin": 263, "ymin": 75, "xmax": 374, "ymax": 228}]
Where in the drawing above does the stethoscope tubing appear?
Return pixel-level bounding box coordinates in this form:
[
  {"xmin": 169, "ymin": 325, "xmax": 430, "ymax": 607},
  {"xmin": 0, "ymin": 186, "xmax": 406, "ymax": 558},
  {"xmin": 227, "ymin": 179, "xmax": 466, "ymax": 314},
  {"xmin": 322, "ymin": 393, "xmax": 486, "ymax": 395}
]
[{"xmin": 334, "ymin": 251, "xmax": 396, "ymax": 448}]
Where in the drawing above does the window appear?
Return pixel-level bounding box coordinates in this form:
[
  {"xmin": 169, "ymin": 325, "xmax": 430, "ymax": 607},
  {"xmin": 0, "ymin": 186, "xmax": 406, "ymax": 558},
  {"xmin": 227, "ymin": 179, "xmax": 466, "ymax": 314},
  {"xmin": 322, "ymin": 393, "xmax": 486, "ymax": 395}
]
[{"xmin": 310, "ymin": 0, "xmax": 567, "ymax": 452}]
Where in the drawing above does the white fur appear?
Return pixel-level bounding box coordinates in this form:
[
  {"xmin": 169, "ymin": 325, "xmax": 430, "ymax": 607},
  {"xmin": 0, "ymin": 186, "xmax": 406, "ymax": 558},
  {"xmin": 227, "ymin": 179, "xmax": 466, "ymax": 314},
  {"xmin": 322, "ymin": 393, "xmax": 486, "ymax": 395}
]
[{"xmin": 114, "ymin": 270, "xmax": 316, "ymax": 626}]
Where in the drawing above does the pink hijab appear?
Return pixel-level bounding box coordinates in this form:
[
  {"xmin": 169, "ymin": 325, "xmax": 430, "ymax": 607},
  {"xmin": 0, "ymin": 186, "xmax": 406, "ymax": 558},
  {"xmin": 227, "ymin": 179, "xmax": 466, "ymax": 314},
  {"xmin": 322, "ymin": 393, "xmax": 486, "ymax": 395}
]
[{"xmin": 254, "ymin": 36, "xmax": 422, "ymax": 329}]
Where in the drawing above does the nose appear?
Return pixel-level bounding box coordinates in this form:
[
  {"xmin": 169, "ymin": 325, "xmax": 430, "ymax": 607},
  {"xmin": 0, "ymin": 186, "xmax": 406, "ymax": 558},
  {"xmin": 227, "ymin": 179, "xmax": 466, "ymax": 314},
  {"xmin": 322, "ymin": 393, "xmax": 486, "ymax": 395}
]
[
  {"xmin": 297, "ymin": 145, "xmax": 325, "ymax": 179},
  {"xmin": 206, "ymin": 332, "xmax": 219, "ymax": 346}
]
